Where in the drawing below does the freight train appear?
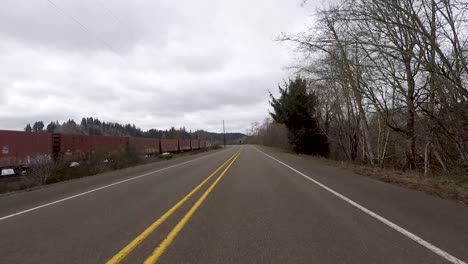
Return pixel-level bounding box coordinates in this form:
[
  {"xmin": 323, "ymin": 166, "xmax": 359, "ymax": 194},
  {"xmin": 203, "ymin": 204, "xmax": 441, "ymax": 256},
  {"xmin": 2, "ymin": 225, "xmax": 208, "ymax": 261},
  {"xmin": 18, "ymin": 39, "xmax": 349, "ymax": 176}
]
[{"xmin": 0, "ymin": 130, "xmax": 209, "ymax": 175}]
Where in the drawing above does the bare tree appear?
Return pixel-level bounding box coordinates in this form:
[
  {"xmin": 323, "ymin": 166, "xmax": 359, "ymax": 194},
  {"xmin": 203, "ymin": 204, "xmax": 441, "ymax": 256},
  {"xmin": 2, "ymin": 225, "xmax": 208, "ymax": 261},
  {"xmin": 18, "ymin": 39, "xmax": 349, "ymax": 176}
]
[{"xmin": 279, "ymin": 0, "xmax": 468, "ymax": 174}]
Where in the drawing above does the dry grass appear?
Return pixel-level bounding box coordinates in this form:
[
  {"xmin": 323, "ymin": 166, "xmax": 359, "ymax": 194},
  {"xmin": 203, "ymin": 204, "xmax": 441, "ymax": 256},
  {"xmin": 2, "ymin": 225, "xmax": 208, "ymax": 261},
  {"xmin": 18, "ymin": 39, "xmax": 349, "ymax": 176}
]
[
  {"xmin": 258, "ymin": 145, "xmax": 468, "ymax": 204},
  {"xmin": 329, "ymin": 160, "xmax": 468, "ymax": 204},
  {"xmin": 0, "ymin": 147, "xmax": 215, "ymax": 194}
]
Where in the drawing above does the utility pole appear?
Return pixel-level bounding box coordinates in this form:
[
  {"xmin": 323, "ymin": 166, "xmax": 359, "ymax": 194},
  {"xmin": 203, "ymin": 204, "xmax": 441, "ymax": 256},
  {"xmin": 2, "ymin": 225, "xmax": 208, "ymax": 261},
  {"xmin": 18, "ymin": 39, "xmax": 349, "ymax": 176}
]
[{"xmin": 223, "ymin": 120, "xmax": 226, "ymax": 148}]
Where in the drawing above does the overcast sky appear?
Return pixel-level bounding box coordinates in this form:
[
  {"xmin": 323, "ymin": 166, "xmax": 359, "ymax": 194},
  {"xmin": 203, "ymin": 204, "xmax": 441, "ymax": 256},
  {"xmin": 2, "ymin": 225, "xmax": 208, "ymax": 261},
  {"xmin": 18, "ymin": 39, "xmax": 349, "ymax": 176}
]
[{"xmin": 0, "ymin": 0, "xmax": 318, "ymax": 134}]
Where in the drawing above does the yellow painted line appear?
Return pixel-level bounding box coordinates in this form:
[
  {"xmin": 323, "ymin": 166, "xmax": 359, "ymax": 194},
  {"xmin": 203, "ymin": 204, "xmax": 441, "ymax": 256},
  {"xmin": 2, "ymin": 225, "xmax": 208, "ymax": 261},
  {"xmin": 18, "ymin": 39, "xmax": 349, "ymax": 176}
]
[
  {"xmin": 143, "ymin": 152, "xmax": 241, "ymax": 264},
  {"xmin": 106, "ymin": 151, "xmax": 240, "ymax": 264}
]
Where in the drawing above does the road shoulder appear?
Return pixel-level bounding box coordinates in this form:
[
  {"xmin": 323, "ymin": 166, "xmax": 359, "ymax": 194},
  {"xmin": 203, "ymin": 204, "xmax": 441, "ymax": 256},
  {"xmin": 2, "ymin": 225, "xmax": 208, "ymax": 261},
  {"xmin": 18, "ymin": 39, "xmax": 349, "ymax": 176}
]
[{"xmin": 254, "ymin": 145, "xmax": 468, "ymax": 262}]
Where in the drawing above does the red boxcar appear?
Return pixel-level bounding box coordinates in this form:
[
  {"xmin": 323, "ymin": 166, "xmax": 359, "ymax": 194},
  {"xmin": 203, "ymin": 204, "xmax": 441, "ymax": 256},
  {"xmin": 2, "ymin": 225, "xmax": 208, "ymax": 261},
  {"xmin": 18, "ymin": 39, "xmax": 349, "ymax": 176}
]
[
  {"xmin": 191, "ymin": 140, "xmax": 200, "ymax": 150},
  {"xmin": 58, "ymin": 134, "xmax": 128, "ymax": 156},
  {"xmin": 179, "ymin": 139, "xmax": 191, "ymax": 151},
  {"xmin": 200, "ymin": 140, "xmax": 208, "ymax": 149},
  {"xmin": 0, "ymin": 130, "xmax": 53, "ymax": 168},
  {"xmin": 129, "ymin": 137, "xmax": 160, "ymax": 155},
  {"xmin": 160, "ymin": 139, "xmax": 179, "ymax": 152}
]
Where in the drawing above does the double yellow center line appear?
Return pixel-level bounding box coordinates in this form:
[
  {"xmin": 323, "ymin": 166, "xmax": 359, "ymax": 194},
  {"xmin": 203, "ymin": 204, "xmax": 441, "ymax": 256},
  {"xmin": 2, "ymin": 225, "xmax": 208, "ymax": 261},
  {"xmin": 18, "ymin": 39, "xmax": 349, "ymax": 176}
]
[{"xmin": 106, "ymin": 150, "xmax": 241, "ymax": 264}]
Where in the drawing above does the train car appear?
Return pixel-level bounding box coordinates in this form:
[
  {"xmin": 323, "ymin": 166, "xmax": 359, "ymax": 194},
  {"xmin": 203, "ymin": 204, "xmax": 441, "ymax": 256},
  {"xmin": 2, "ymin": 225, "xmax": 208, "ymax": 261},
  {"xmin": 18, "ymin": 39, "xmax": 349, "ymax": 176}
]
[
  {"xmin": 129, "ymin": 137, "xmax": 160, "ymax": 155},
  {"xmin": 160, "ymin": 139, "xmax": 179, "ymax": 153},
  {"xmin": 200, "ymin": 140, "xmax": 208, "ymax": 149},
  {"xmin": 1, "ymin": 129, "xmax": 212, "ymax": 176},
  {"xmin": 0, "ymin": 130, "xmax": 53, "ymax": 170},
  {"xmin": 55, "ymin": 134, "xmax": 129, "ymax": 157},
  {"xmin": 191, "ymin": 139, "xmax": 200, "ymax": 150},
  {"xmin": 179, "ymin": 139, "xmax": 191, "ymax": 151}
]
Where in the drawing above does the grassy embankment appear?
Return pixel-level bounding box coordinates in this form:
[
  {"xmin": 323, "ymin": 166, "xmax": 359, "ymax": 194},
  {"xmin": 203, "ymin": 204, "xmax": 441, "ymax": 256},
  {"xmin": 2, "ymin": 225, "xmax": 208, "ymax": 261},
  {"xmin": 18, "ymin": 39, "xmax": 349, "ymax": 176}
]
[{"xmin": 0, "ymin": 145, "xmax": 221, "ymax": 194}]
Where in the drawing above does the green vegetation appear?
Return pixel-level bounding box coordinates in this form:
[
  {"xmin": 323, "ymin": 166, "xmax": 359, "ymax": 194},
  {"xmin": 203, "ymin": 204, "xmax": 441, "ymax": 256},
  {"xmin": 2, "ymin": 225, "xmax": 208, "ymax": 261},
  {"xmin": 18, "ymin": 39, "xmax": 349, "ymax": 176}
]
[
  {"xmin": 159, "ymin": 153, "xmax": 173, "ymax": 160},
  {"xmin": 269, "ymin": 77, "xmax": 329, "ymax": 156}
]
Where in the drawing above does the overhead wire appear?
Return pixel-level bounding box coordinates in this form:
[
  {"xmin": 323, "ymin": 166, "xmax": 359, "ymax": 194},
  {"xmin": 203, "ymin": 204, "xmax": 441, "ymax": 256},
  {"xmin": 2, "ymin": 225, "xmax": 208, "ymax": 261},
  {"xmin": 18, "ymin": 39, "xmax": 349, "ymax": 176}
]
[
  {"xmin": 45, "ymin": 0, "xmax": 129, "ymax": 63},
  {"xmin": 93, "ymin": 0, "xmax": 122, "ymax": 25}
]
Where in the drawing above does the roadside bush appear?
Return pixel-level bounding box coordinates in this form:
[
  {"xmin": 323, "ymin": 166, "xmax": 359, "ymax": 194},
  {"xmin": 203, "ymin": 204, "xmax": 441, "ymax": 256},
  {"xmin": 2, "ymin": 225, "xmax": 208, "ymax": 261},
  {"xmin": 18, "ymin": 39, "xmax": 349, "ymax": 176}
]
[
  {"xmin": 26, "ymin": 156, "xmax": 54, "ymax": 185},
  {"xmin": 159, "ymin": 153, "xmax": 173, "ymax": 160},
  {"xmin": 208, "ymin": 144, "xmax": 222, "ymax": 150},
  {"xmin": 108, "ymin": 147, "xmax": 142, "ymax": 170},
  {"xmin": 0, "ymin": 146, "xmax": 217, "ymax": 194},
  {"xmin": 45, "ymin": 147, "xmax": 142, "ymax": 184},
  {"xmin": 0, "ymin": 156, "xmax": 55, "ymax": 193}
]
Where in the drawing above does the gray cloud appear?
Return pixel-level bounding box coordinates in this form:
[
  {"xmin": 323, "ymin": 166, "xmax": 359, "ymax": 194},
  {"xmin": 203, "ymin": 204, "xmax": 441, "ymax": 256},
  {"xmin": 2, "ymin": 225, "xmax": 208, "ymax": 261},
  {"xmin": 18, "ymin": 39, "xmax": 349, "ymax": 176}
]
[{"xmin": 0, "ymin": 0, "xmax": 312, "ymax": 133}]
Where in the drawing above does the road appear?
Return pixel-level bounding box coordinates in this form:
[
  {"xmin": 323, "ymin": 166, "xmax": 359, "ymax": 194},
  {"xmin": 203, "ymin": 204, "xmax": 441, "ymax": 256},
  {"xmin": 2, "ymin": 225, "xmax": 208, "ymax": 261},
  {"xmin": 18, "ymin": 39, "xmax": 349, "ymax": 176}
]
[{"xmin": 0, "ymin": 145, "xmax": 467, "ymax": 264}]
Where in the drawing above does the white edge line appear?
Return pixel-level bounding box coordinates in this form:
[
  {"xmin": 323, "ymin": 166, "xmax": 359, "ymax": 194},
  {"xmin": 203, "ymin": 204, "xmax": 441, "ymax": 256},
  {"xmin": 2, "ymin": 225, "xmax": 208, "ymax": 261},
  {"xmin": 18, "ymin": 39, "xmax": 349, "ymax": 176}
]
[
  {"xmin": 254, "ymin": 146, "xmax": 466, "ymax": 264},
  {"xmin": 0, "ymin": 148, "xmax": 232, "ymax": 221}
]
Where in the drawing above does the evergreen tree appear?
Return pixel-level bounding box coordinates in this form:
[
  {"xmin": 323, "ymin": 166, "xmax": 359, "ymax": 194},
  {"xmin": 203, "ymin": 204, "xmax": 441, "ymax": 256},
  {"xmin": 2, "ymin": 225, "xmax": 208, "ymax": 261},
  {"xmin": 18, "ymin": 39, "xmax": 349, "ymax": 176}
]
[
  {"xmin": 22, "ymin": 117, "xmax": 244, "ymax": 141},
  {"xmin": 80, "ymin": 118, "xmax": 87, "ymax": 127},
  {"xmin": 32, "ymin": 121, "xmax": 45, "ymax": 132},
  {"xmin": 269, "ymin": 77, "xmax": 329, "ymax": 156},
  {"xmin": 46, "ymin": 122, "xmax": 58, "ymax": 133},
  {"xmin": 24, "ymin": 124, "xmax": 32, "ymax": 132}
]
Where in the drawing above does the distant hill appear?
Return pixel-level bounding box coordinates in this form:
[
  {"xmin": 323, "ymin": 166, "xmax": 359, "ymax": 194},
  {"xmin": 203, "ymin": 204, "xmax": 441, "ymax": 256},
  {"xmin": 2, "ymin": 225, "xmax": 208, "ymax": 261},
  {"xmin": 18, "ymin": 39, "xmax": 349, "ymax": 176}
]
[
  {"xmin": 193, "ymin": 130, "xmax": 245, "ymax": 144},
  {"xmin": 23, "ymin": 117, "xmax": 245, "ymax": 142}
]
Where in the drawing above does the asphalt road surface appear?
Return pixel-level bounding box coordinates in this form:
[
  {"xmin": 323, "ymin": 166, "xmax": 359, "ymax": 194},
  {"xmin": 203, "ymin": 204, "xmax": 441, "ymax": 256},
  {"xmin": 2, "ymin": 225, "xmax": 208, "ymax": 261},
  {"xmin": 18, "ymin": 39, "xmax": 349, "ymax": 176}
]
[{"xmin": 1, "ymin": 145, "xmax": 467, "ymax": 264}]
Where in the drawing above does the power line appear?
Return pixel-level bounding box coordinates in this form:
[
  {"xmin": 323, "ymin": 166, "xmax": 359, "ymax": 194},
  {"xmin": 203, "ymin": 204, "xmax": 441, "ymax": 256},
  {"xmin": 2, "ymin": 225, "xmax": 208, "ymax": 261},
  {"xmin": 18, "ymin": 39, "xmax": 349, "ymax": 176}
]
[
  {"xmin": 94, "ymin": 0, "xmax": 122, "ymax": 25},
  {"xmin": 45, "ymin": 0, "xmax": 128, "ymax": 63}
]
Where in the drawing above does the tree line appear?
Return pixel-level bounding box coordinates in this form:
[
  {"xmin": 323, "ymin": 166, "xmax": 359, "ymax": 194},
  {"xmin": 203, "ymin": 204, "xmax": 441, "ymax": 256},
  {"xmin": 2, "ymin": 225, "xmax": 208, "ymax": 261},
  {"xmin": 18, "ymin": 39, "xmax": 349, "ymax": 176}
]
[
  {"xmin": 252, "ymin": 0, "xmax": 468, "ymax": 176},
  {"xmin": 24, "ymin": 117, "xmax": 245, "ymax": 142}
]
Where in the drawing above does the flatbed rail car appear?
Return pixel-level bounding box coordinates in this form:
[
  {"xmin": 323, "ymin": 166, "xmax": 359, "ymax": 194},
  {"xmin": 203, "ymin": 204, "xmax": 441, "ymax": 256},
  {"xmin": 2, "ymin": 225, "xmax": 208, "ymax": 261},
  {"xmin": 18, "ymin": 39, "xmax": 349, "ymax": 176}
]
[{"xmin": 1, "ymin": 130, "xmax": 210, "ymax": 174}]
